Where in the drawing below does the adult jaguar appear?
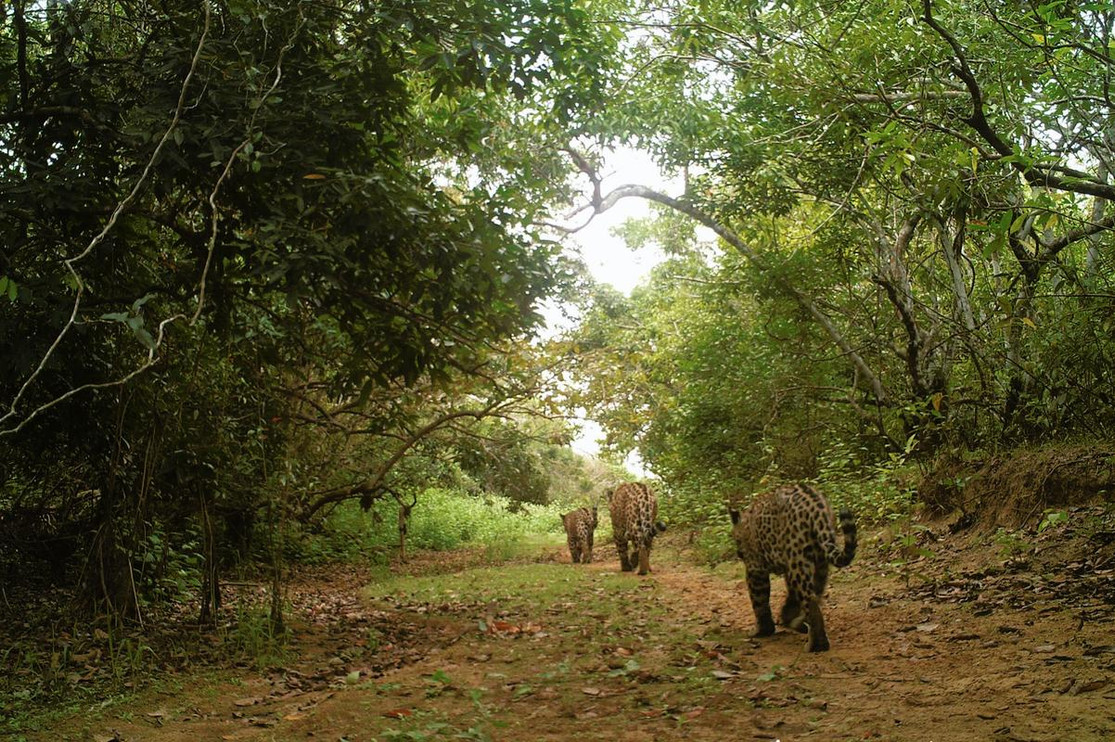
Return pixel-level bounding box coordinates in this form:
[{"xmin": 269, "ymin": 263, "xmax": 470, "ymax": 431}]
[
  {"xmin": 728, "ymin": 483, "xmax": 857, "ymax": 652},
  {"xmin": 561, "ymin": 506, "xmax": 597, "ymax": 564},
  {"xmin": 608, "ymin": 482, "xmax": 666, "ymax": 575}
]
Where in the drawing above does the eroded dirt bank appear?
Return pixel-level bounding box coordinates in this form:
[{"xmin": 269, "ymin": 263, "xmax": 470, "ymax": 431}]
[{"xmin": 40, "ymin": 514, "xmax": 1115, "ymax": 742}]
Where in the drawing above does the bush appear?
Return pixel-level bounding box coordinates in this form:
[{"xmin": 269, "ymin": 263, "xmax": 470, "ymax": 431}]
[{"xmin": 290, "ymin": 488, "xmax": 567, "ymax": 564}]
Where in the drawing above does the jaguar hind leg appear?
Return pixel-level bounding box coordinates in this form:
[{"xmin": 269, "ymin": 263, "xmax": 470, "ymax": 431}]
[
  {"xmin": 804, "ymin": 598, "xmax": 830, "ymax": 652},
  {"xmin": 636, "ymin": 544, "xmax": 651, "ymax": 575},
  {"xmin": 780, "ymin": 590, "xmax": 807, "ymax": 633},
  {"xmin": 615, "ymin": 538, "xmax": 634, "ymax": 571},
  {"xmin": 746, "ymin": 570, "xmax": 776, "ymax": 637}
]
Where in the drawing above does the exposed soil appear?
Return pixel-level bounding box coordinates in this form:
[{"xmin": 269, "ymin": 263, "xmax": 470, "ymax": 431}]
[
  {"xmin": 29, "ymin": 509, "xmax": 1115, "ymax": 742},
  {"xmin": 918, "ymin": 446, "xmax": 1115, "ymax": 527}
]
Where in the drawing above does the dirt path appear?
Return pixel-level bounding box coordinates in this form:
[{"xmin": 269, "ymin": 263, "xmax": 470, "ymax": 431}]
[{"xmin": 40, "ymin": 522, "xmax": 1115, "ymax": 742}]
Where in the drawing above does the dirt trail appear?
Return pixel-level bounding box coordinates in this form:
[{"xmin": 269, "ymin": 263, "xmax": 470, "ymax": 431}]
[{"xmin": 40, "ymin": 521, "xmax": 1115, "ymax": 742}]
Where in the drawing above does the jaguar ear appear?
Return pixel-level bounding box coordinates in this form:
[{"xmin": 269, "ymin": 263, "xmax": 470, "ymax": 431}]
[{"xmin": 728, "ymin": 507, "xmax": 741, "ymax": 526}]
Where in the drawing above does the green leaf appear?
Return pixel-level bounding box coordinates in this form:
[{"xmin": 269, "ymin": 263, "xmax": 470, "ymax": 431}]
[
  {"xmin": 133, "ymin": 327, "xmax": 156, "ymax": 351},
  {"xmin": 132, "ymin": 293, "xmax": 155, "ymax": 313},
  {"xmin": 756, "ymin": 666, "xmax": 782, "ymax": 682}
]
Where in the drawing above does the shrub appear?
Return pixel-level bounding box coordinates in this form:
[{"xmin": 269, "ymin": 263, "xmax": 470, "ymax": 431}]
[{"xmin": 290, "ymin": 488, "xmax": 567, "ymax": 563}]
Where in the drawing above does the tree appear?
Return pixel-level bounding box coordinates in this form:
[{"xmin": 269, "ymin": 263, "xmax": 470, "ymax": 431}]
[
  {"xmin": 561, "ymin": 0, "xmax": 1115, "ymax": 475},
  {"xmin": 0, "ymin": 0, "xmax": 621, "ymax": 614}
]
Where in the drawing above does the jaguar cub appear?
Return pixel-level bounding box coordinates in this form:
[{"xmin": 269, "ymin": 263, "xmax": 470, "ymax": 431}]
[
  {"xmin": 561, "ymin": 506, "xmax": 598, "ymax": 564},
  {"xmin": 728, "ymin": 483, "xmax": 857, "ymax": 652},
  {"xmin": 608, "ymin": 482, "xmax": 666, "ymax": 575}
]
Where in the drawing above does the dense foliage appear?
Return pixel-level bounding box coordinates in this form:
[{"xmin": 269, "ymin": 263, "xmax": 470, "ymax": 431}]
[
  {"xmin": 3, "ymin": 0, "xmax": 1114, "ymax": 620},
  {"xmin": 563, "ymin": 0, "xmax": 1115, "ymax": 520},
  {"xmin": 0, "ymin": 0, "xmax": 620, "ymax": 615}
]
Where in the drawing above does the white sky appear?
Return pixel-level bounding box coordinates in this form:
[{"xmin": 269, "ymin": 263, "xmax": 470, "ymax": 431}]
[
  {"xmin": 565, "ymin": 149, "xmax": 669, "ymax": 295},
  {"xmin": 550, "ymin": 147, "xmax": 673, "ymax": 474}
]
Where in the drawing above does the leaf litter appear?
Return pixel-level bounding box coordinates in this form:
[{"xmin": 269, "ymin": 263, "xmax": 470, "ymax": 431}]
[{"xmin": 26, "ymin": 520, "xmax": 1115, "ymax": 742}]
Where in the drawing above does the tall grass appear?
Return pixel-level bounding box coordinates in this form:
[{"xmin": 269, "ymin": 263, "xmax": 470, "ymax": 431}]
[{"xmin": 295, "ymin": 488, "xmax": 568, "ymax": 564}]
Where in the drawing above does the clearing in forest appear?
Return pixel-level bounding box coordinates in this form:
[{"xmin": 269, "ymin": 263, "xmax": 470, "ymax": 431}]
[{"xmin": 31, "ymin": 519, "xmax": 1115, "ymax": 742}]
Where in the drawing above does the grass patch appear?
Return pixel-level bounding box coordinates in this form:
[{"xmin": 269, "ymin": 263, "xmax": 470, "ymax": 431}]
[
  {"xmin": 296, "ymin": 488, "xmax": 569, "ymax": 564},
  {"xmin": 363, "ymin": 563, "xmax": 597, "ymax": 608}
]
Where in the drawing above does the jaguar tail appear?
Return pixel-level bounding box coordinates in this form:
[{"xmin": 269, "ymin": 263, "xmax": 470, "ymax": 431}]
[{"xmin": 829, "ymin": 509, "xmax": 857, "ymax": 568}]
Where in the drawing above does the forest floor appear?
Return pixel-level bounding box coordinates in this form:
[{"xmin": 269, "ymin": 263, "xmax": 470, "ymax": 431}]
[{"xmin": 19, "ymin": 509, "xmax": 1115, "ymax": 742}]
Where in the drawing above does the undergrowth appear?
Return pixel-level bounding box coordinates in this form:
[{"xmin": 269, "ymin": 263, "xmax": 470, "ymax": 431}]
[
  {"xmin": 294, "ymin": 487, "xmax": 568, "ymax": 564},
  {"xmin": 674, "ymin": 439, "xmax": 920, "ymax": 567},
  {"xmin": 1, "ymin": 488, "xmax": 572, "ymax": 735}
]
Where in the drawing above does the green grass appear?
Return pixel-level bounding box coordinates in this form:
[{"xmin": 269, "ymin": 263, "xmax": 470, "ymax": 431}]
[
  {"xmin": 363, "ymin": 562, "xmax": 600, "ymax": 607},
  {"xmin": 297, "ymin": 488, "xmax": 571, "ymax": 564}
]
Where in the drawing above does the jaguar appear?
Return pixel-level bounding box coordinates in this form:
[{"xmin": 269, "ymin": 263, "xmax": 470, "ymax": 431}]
[
  {"xmin": 608, "ymin": 482, "xmax": 666, "ymax": 575},
  {"xmin": 561, "ymin": 506, "xmax": 598, "ymax": 564},
  {"xmin": 728, "ymin": 483, "xmax": 857, "ymax": 652}
]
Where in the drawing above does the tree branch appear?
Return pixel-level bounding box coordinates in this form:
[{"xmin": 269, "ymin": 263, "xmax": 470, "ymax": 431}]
[
  {"xmin": 921, "ymin": 0, "xmax": 1115, "ymax": 200},
  {"xmin": 559, "ymin": 151, "xmax": 891, "ymax": 407},
  {"xmin": 298, "ymin": 399, "xmax": 517, "ymax": 521},
  {"xmin": 0, "ymin": 2, "xmax": 213, "ymax": 438}
]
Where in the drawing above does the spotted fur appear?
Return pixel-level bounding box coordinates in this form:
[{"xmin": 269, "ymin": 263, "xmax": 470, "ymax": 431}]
[
  {"xmin": 728, "ymin": 483, "xmax": 857, "ymax": 652},
  {"xmin": 561, "ymin": 506, "xmax": 598, "ymax": 564},
  {"xmin": 608, "ymin": 482, "xmax": 666, "ymax": 575}
]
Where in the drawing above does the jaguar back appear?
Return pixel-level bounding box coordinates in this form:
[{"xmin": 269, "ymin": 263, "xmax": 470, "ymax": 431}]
[
  {"xmin": 608, "ymin": 482, "xmax": 666, "ymax": 575},
  {"xmin": 728, "ymin": 483, "xmax": 856, "ymax": 652},
  {"xmin": 561, "ymin": 506, "xmax": 597, "ymax": 564}
]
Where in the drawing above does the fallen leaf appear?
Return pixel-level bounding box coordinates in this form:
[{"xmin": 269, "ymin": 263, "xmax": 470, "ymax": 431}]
[
  {"xmin": 233, "ymin": 697, "xmax": 263, "ymax": 707},
  {"xmin": 490, "ymin": 620, "xmax": 521, "ymax": 635},
  {"xmin": 1074, "ymin": 679, "xmax": 1108, "ymax": 694},
  {"xmin": 383, "ymin": 708, "xmax": 412, "ymax": 719},
  {"xmin": 581, "ymin": 687, "xmax": 602, "ymax": 696}
]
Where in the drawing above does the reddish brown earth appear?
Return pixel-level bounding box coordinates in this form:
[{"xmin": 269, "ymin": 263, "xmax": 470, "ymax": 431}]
[{"xmin": 36, "ymin": 512, "xmax": 1115, "ymax": 742}]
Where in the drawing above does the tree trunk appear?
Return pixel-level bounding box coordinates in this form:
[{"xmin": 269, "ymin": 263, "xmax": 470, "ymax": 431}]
[
  {"xmin": 268, "ymin": 497, "xmax": 284, "ymax": 634},
  {"xmin": 398, "ymin": 503, "xmax": 410, "ymax": 563},
  {"xmin": 199, "ymin": 494, "xmax": 220, "ymax": 626}
]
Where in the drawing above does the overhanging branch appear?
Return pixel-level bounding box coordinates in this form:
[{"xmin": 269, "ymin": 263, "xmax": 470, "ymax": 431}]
[
  {"xmin": 559, "ymin": 151, "xmax": 891, "ymax": 408},
  {"xmin": 921, "ymin": 0, "xmax": 1115, "ymax": 201},
  {"xmin": 298, "ymin": 398, "xmax": 519, "ymax": 521}
]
